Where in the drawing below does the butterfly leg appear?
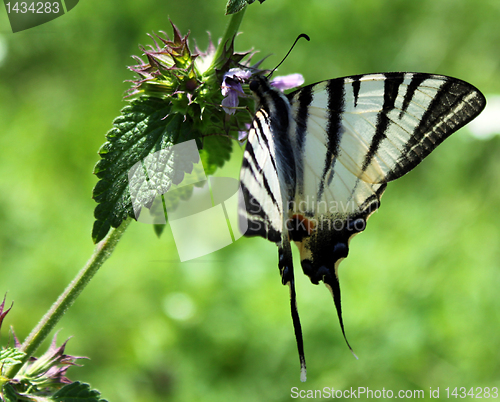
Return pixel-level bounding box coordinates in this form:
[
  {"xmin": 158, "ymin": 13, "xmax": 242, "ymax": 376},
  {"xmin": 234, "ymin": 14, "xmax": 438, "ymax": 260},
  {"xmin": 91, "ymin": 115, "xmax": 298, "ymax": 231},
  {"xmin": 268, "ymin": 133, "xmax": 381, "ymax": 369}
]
[{"xmin": 279, "ymin": 240, "xmax": 307, "ymax": 382}]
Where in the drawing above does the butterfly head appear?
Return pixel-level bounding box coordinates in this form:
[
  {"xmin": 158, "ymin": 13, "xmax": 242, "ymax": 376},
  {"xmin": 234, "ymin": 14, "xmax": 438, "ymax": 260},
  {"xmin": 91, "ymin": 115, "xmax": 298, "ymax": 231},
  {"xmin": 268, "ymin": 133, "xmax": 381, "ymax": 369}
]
[{"xmin": 248, "ymin": 75, "xmax": 271, "ymax": 97}]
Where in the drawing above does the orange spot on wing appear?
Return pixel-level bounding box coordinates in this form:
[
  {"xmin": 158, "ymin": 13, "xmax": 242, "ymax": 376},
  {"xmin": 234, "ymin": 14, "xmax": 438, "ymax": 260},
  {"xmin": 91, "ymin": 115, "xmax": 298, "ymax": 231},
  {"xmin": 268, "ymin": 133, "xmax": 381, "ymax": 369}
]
[{"xmin": 292, "ymin": 214, "xmax": 316, "ymax": 235}]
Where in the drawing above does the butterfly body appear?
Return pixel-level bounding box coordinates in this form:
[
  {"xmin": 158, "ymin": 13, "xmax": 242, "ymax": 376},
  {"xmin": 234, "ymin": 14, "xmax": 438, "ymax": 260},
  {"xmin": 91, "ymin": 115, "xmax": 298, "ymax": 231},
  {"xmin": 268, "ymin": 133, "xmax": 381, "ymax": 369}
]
[{"xmin": 239, "ymin": 71, "xmax": 485, "ymax": 381}]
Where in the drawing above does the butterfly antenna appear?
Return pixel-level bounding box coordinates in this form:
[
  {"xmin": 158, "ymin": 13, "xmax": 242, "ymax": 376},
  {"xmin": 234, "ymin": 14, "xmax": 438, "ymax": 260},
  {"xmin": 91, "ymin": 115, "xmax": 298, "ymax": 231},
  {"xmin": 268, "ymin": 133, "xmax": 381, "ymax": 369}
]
[{"xmin": 266, "ymin": 33, "xmax": 310, "ymax": 79}]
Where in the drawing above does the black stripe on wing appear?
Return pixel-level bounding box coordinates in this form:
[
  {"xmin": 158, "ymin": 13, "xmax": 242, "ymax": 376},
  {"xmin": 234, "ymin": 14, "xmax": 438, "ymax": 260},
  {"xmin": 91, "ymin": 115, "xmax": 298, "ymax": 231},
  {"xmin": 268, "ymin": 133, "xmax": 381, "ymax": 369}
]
[
  {"xmin": 400, "ymin": 73, "xmax": 428, "ymax": 118},
  {"xmin": 253, "ymin": 112, "xmax": 279, "ymax": 177},
  {"xmin": 241, "ymin": 145, "xmax": 280, "ymax": 212},
  {"xmin": 239, "ymin": 181, "xmax": 282, "ymax": 242},
  {"xmin": 385, "ymin": 74, "xmax": 486, "ymax": 181},
  {"xmin": 361, "ymin": 73, "xmax": 405, "ymax": 173},
  {"xmin": 289, "ymin": 86, "xmax": 313, "ymax": 196},
  {"xmin": 352, "ymin": 76, "xmax": 361, "ymax": 107},
  {"xmin": 240, "ymin": 167, "xmax": 282, "ymax": 241},
  {"xmin": 317, "ymin": 79, "xmax": 346, "ymax": 200}
]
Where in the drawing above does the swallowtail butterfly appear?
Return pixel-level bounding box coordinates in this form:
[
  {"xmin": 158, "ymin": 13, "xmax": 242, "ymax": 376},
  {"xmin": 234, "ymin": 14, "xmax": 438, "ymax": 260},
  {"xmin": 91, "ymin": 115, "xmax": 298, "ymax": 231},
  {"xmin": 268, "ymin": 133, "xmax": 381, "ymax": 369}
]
[{"xmin": 238, "ymin": 67, "xmax": 486, "ymax": 381}]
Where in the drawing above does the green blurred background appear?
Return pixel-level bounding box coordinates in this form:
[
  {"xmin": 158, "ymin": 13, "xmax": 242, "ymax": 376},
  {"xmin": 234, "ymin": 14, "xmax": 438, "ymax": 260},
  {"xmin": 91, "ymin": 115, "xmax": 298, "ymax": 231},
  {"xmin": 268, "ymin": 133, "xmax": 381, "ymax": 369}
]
[{"xmin": 1, "ymin": 0, "xmax": 499, "ymax": 400}]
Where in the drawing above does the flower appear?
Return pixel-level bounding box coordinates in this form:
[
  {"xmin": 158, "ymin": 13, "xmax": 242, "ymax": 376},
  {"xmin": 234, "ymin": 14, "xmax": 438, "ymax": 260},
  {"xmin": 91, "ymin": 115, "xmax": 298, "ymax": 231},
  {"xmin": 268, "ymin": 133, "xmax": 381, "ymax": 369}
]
[
  {"xmin": 127, "ymin": 21, "xmax": 200, "ymax": 100},
  {"xmin": 220, "ymin": 70, "xmax": 305, "ymax": 116},
  {"xmin": 270, "ymin": 73, "xmax": 305, "ymax": 91},
  {"xmin": 13, "ymin": 332, "xmax": 87, "ymax": 390},
  {"xmin": 238, "ymin": 123, "xmax": 251, "ymax": 143},
  {"xmin": 0, "ymin": 299, "xmax": 88, "ymax": 399},
  {"xmin": 126, "ymin": 22, "xmax": 259, "ymax": 145},
  {"xmin": 127, "ymin": 22, "xmax": 306, "ymax": 147},
  {"xmin": 221, "ymin": 68, "xmax": 252, "ymax": 114}
]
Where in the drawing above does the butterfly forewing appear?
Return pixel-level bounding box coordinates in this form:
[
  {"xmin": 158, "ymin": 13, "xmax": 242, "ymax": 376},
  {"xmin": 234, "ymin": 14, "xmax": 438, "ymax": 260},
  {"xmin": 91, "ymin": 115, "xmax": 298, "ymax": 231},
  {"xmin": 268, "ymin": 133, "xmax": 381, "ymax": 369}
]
[{"xmin": 285, "ymin": 73, "xmax": 486, "ymax": 236}]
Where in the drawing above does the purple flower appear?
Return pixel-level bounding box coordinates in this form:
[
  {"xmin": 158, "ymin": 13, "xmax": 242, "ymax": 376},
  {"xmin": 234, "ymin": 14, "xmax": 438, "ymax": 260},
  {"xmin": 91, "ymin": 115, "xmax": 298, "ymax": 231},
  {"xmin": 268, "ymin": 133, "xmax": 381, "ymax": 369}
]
[
  {"xmin": 270, "ymin": 73, "xmax": 304, "ymax": 91},
  {"xmin": 238, "ymin": 123, "xmax": 251, "ymax": 144},
  {"xmin": 221, "ymin": 68, "xmax": 252, "ymax": 115},
  {"xmin": 14, "ymin": 331, "xmax": 88, "ymax": 388}
]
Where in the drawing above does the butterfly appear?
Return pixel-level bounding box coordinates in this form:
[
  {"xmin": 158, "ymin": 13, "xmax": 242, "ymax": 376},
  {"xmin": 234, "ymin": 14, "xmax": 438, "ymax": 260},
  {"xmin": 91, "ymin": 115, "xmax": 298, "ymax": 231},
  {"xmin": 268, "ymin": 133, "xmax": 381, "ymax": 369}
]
[{"xmin": 238, "ymin": 70, "xmax": 486, "ymax": 381}]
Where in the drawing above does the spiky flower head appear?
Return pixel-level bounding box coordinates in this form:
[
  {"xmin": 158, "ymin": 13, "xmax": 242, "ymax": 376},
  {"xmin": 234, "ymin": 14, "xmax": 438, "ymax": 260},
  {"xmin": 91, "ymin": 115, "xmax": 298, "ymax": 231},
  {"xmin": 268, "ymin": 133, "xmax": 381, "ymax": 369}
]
[
  {"xmin": 0, "ymin": 299, "xmax": 88, "ymax": 400},
  {"xmin": 13, "ymin": 333, "xmax": 87, "ymax": 389},
  {"xmin": 127, "ymin": 22, "xmax": 259, "ymax": 137},
  {"xmin": 127, "ymin": 22, "xmax": 200, "ymax": 101},
  {"xmin": 126, "ymin": 22, "xmax": 305, "ymax": 147}
]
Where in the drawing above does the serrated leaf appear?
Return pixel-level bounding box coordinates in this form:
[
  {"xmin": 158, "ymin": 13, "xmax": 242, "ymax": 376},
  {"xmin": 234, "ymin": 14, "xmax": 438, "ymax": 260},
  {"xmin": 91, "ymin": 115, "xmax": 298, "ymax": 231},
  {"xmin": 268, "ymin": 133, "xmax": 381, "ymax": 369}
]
[
  {"xmin": 226, "ymin": 0, "xmax": 251, "ymax": 14},
  {"xmin": 51, "ymin": 382, "xmax": 107, "ymax": 402},
  {"xmin": 92, "ymin": 97, "xmax": 200, "ymax": 243},
  {"xmin": 226, "ymin": 0, "xmax": 265, "ymax": 14},
  {"xmin": 0, "ymin": 348, "xmax": 25, "ymax": 366},
  {"xmin": 1, "ymin": 383, "xmax": 18, "ymax": 402},
  {"xmin": 93, "ymin": 94, "xmax": 236, "ymax": 243}
]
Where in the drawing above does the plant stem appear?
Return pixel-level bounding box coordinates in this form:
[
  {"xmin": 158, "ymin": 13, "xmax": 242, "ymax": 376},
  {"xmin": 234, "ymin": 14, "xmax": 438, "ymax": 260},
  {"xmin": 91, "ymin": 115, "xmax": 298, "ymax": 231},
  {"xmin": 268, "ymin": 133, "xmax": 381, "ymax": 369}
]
[
  {"xmin": 207, "ymin": 6, "xmax": 246, "ymax": 74},
  {"xmin": 5, "ymin": 217, "xmax": 132, "ymax": 379},
  {"xmin": 5, "ymin": 10, "xmax": 247, "ymax": 380}
]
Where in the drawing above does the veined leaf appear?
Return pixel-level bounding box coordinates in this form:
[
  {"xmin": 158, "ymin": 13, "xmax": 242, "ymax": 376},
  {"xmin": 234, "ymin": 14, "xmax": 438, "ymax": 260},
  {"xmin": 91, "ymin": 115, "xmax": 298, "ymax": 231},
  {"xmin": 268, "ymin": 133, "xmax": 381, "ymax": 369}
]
[
  {"xmin": 51, "ymin": 382, "xmax": 107, "ymax": 402},
  {"xmin": 0, "ymin": 348, "xmax": 25, "ymax": 366},
  {"xmin": 92, "ymin": 97, "xmax": 198, "ymax": 243},
  {"xmin": 226, "ymin": 0, "xmax": 266, "ymax": 15},
  {"xmin": 92, "ymin": 97, "xmax": 233, "ymax": 243}
]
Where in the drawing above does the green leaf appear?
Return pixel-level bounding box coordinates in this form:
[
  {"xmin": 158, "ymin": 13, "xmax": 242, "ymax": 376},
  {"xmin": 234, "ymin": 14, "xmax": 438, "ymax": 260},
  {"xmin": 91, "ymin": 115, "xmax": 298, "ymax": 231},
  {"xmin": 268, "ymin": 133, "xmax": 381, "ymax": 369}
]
[
  {"xmin": 92, "ymin": 97, "xmax": 200, "ymax": 243},
  {"xmin": 0, "ymin": 348, "xmax": 25, "ymax": 366},
  {"xmin": 51, "ymin": 382, "xmax": 107, "ymax": 402},
  {"xmin": 93, "ymin": 92, "xmax": 236, "ymax": 243},
  {"xmin": 153, "ymin": 224, "xmax": 166, "ymax": 237},
  {"xmin": 226, "ymin": 0, "xmax": 250, "ymax": 15},
  {"xmin": 226, "ymin": 0, "xmax": 265, "ymax": 14},
  {"xmin": 200, "ymin": 135, "xmax": 233, "ymax": 176},
  {"xmin": 1, "ymin": 383, "xmax": 18, "ymax": 402}
]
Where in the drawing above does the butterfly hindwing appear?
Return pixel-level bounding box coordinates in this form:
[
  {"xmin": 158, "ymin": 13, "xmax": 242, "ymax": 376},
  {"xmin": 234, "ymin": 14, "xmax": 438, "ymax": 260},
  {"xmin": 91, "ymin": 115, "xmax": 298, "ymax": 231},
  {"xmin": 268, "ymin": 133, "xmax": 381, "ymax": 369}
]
[
  {"xmin": 239, "ymin": 76, "xmax": 308, "ymax": 380},
  {"xmin": 239, "ymin": 78, "xmax": 298, "ymax": 242},
  {"xmin": 239, "ymin": 108, "xmax": 284, "ymax": 243}
]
